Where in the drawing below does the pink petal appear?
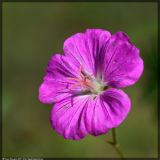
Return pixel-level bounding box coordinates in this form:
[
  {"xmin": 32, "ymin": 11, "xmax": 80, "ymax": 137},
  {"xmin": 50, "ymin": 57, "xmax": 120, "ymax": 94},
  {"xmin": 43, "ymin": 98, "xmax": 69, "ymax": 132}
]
[
  {"xmin": 38, "ymin": 54, "xmax": 82, "ymax": 104},
  {"xmin": 39, "ymin": 79, "xmax": 72, "ymax": 104},
  {"xmin": 103, "ymin": 31, "xmax": 144, "ymax": 88},
  {"xmin": 85, "ymin": 88, "xmax": 131, "ymax": 136},
  {"xmin": 63, "ymin": 29, "xmax": 111, "ymax": 76},
  {"xmin": 50, "ymin": 95, "xmax": 90, "ymax": 140},
  {"xmin": 100, "ymin": 88, "xmax": 131, "ymax": 128}
]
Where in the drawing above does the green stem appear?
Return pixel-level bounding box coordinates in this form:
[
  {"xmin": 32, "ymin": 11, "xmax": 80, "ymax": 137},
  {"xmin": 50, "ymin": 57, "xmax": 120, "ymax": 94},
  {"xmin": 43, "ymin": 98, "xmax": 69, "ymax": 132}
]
[{"xmin": 107, "ymin": 128, "xmax": 125, "ymax": 159}]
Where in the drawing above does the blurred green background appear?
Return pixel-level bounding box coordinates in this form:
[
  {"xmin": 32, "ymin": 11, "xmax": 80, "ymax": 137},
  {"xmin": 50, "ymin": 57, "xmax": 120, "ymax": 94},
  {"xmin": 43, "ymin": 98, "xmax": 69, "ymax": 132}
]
[{"xmin": 2, "ymin": 2, "xmax": 158, "ymax": 158}]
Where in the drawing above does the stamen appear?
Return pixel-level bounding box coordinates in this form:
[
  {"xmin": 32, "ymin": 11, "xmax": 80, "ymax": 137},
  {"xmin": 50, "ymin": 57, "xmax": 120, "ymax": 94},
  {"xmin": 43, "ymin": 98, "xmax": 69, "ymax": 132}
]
[
  {"xmin": 67, "ymin": 77, "xmax": 81, "ymax": 82},
  {"xmin": 68, "ymin": 83, "xmax": 81, "ymax": 90}
]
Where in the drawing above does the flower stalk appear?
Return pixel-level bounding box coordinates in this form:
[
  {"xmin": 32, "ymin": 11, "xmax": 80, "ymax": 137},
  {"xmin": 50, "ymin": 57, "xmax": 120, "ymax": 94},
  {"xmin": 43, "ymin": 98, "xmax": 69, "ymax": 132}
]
[{"xmin": 107, "ymin": 128, "xmax": 125, "ymax": 159}]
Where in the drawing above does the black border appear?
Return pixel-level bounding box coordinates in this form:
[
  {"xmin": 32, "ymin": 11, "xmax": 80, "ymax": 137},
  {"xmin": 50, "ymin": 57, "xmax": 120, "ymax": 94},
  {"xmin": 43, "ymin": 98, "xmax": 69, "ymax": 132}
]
[
  {"xmin": 1, "ymin": 0, "xmax": 159, "ymax": 2},
  {"xmin": 1, "ymin": 0, "xmax": 159, "ymax": 159},
  {"xmin": 158, "ymin": 0, "xmax": 159, "ymax": 159},
  {"xmin": 1, "ymin": 1, "xmax": 2, "ymax": 159}
]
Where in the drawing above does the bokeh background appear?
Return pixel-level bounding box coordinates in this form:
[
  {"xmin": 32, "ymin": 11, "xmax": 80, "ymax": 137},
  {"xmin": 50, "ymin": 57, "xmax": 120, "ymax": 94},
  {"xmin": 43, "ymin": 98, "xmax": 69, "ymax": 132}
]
[{"xmin": 2, "ymin": 2, "xmax": 158, "ymax": 158}]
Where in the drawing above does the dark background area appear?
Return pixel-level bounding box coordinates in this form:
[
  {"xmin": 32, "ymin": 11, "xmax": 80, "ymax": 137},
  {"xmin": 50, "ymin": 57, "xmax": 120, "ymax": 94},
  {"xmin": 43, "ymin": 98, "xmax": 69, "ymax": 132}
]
[{"xmin": 2, "ymin": 2, "xmax": 158, "ymax": 158}]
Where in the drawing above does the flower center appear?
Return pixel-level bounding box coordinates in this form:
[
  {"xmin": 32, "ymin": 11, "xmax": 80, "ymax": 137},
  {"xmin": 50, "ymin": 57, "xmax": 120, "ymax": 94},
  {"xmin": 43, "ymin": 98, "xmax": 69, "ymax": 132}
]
[{"xmin": 67, "ymin": 65, "xmax": 106, "ymax": 95}]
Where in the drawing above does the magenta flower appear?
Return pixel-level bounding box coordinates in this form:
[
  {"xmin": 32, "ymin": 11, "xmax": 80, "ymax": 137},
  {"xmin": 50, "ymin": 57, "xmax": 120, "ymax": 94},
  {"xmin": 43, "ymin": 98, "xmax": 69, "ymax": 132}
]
[{"xmin": 39, "ymin": 29, "xmax": 144, "ymax": 140}]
